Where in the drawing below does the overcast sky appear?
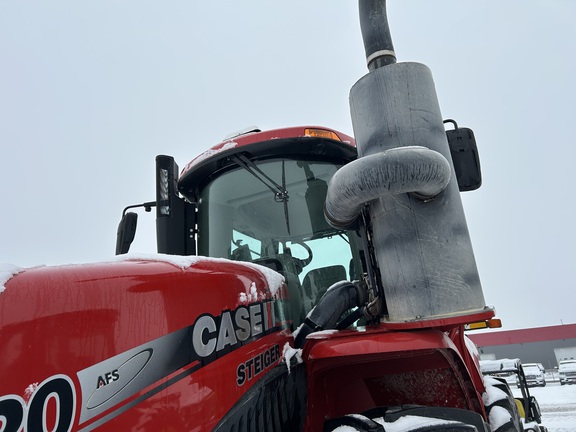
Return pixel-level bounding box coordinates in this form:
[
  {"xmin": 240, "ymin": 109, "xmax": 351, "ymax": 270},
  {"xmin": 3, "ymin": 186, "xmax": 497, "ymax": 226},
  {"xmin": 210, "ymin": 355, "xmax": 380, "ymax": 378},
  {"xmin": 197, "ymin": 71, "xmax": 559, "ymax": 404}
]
[{"xmin": 1, "ymin": 1, "xmax": 574, "ymax": 331}]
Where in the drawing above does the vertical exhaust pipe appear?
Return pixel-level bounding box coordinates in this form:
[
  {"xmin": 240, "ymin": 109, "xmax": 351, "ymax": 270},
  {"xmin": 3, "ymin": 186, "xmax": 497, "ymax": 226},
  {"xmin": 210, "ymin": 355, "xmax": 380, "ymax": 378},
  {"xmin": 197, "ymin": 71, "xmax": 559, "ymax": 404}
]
[
  {"xmin": 323, "ymin": 0, "xmax": 489, "ymax": 323},
  {"xmin": 359, "ymin": 0, "xmax": 396, "ymax": 70}
]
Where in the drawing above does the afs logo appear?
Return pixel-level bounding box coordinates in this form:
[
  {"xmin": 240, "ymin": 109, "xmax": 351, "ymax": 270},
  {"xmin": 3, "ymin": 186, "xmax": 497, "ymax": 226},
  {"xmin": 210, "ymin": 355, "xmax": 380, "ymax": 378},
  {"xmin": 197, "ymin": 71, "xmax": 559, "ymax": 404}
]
[{"xmin": 97, "ymin": 369, "xmax": 120, "ymax": 389}]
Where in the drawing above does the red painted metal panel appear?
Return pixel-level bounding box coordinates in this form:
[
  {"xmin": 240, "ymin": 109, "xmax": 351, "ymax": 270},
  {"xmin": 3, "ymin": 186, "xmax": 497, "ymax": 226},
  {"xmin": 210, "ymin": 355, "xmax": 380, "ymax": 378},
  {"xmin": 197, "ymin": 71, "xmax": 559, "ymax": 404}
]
[
  {"xmin": 0, "ymin": 258, "xmax": 290, "ymax": 431},
  {"xmin": 303, "ymin": 327, "xmax": 486, "ymax": 431},
  {"xmin": 181, "ymin": 125, "xmax": 356, "ymax": 177}
]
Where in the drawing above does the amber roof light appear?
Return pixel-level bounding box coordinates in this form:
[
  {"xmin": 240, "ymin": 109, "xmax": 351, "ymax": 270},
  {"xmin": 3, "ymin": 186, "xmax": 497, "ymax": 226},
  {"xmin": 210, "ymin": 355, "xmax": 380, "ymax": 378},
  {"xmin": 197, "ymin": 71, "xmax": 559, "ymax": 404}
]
[{"xmin": 304, "ymin": 128, "xmax": 341, "ymax": 141}]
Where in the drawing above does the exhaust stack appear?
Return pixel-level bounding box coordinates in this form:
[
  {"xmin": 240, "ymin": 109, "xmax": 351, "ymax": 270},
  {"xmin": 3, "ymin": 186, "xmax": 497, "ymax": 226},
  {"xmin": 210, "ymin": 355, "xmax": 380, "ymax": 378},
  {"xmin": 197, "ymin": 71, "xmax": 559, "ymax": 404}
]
[{"xmin": 325, "ymin": 0, "xmax": 488, "ymax": 323}]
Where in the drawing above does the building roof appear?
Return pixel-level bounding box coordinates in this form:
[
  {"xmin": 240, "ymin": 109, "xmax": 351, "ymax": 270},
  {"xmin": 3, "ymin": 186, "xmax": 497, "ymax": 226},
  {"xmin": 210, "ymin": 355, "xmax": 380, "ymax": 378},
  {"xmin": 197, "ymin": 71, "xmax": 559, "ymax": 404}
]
[{"xmin": 468, "ymin": 323, "xmax": 576, "ymax": 347}]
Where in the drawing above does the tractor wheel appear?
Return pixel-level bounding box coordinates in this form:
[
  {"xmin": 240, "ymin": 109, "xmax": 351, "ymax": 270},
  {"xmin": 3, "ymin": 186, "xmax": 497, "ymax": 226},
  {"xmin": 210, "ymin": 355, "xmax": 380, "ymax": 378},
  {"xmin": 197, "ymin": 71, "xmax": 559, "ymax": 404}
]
[
  {"xmin": 324, "ymin": 406, "xmax": 489, "ymax": 431},
  {"xmin": 483, "ymin": 377, "xmax": 523, "ymax": 432}
]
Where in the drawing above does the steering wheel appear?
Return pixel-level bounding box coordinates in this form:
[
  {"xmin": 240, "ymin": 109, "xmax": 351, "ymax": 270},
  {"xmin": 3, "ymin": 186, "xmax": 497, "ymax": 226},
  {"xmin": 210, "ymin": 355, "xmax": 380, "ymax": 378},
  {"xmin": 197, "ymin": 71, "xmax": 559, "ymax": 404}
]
[{"xmin": 289, "ymin": 241, "xmax": 313, "ymax": 268}]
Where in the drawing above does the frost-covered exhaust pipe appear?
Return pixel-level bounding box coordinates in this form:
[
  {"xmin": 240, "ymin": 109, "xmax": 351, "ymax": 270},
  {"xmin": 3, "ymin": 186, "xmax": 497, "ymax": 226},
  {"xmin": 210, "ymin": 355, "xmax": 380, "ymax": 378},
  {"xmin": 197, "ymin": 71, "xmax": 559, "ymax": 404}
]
[
  {"xmin": 321, "ymin": 0, "xmax": 488, "ymax": 323},
  {"xmin": 324, "ymin": 146, "xmax": 451, "ymax": 229},
  {"xmin": 294, "ymin": 281, "xmax": 367, "ymax": 348}
]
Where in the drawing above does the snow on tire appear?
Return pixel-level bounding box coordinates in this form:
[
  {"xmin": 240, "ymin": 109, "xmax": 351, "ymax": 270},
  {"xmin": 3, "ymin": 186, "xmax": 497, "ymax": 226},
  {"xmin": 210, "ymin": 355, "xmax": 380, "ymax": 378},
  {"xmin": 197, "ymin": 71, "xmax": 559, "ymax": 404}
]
[
  {"xmin": 324, "ymin": 407, "xmax": 488, "ymax": 431},
  {"xmin": 483, "ymin": 376, "xmax": 522, "ymax": 432}
]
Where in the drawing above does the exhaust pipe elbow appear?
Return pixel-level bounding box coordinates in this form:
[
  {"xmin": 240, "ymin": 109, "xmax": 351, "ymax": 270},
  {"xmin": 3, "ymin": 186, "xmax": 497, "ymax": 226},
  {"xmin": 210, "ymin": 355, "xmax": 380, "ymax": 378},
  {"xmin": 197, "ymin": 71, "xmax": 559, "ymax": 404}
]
[{"xmin": 324, "ymin": 146, "xmax": 451, "ymax": 229}]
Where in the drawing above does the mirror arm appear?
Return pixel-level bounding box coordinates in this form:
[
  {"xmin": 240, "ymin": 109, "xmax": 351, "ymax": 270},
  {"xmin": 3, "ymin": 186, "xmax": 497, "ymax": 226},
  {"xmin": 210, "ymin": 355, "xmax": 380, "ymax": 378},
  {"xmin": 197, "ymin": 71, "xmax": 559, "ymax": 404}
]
[{"xmin": 121, "ymin": 201, "xmax": 156, "ymax": 217}]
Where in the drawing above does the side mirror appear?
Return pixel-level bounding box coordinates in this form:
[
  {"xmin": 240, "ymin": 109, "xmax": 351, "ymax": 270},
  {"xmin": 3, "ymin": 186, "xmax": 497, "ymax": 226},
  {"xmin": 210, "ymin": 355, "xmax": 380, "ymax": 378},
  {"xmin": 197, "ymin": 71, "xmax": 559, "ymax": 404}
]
[
  {"xmin": 444, "ymin": 120, "xmax": 482, "ymax": 191},
  {"xmin": 115, "ymin": 212, "xmax": 138, "ymax": 255}
]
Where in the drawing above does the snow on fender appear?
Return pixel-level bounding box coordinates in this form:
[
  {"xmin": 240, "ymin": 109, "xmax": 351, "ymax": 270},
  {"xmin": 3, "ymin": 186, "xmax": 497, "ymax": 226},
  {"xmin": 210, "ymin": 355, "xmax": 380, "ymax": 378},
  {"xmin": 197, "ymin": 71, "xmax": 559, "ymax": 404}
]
[{"xmin": 282, "ymin": 342, "xmax": 302, "ymax": 374}]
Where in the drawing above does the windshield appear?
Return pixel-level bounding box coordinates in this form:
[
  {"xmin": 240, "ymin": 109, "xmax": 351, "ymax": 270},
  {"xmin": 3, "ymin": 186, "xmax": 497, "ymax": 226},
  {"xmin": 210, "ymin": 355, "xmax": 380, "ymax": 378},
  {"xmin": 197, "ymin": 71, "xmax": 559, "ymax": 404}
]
[{"xmin": 197, "ymin": 157, "xmax": 362, "ymax": 326}]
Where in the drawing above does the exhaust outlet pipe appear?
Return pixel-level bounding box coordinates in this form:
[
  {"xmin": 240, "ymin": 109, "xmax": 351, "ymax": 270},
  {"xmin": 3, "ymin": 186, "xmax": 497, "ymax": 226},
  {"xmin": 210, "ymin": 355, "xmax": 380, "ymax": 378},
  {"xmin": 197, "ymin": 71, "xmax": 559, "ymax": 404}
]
[
  {"xmin": 359, "ymin": 0, "xmax": 396, "ymax": 70},
  {"xmin": 323, "ymin": 0, "xmax": 488, "ymax": 323}
]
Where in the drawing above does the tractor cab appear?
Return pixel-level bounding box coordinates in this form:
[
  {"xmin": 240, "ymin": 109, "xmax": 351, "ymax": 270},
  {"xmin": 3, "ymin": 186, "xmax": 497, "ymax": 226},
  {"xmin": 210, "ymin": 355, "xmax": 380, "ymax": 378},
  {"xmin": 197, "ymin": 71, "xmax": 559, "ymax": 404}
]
[
  {"xmin": 112, "ymin": 126, "xmax": 365, "ymax": 327},
  {"xmin": 178, "ymin": 127, "xmax": 362, "ymax": 326}
]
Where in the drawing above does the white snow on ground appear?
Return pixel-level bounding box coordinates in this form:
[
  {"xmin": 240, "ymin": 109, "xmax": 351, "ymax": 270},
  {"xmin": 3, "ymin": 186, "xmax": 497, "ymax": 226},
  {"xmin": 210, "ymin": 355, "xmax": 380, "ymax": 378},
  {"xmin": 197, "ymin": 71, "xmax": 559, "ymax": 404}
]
[
  {"xmin": 0, "ymin": 263, "xmax": 24, "ymax": 293},
  {"xmin": 513, "ymin": 382, "xmax": 576, "ymax": 432}
]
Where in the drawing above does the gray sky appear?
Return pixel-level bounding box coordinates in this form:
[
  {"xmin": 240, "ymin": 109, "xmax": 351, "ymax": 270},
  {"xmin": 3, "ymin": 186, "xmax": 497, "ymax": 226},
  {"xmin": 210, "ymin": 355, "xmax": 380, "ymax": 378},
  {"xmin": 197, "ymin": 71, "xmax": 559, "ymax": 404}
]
[{"xmin": 1, "ymin": 1, "xmax": 574, "ymax": 331}]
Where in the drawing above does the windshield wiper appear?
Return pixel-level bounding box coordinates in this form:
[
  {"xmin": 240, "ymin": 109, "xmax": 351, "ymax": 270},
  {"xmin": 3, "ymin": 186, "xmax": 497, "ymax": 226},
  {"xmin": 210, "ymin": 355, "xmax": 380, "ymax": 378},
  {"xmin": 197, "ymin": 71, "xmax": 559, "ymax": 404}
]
[{"xmin": 231, "ymin": 154, "xmax": 291, "ymax": 234}]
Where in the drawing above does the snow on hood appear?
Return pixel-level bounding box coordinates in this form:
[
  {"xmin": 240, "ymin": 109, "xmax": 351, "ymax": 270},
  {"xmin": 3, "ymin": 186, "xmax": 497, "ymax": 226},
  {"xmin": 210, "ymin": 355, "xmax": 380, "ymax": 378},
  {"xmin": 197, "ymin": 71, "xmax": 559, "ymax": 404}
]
[
  {"xmin": 559, "ymin": 360, "xmax": 576, "ymax": 372},
  {"xmin": 0, "ymin": 263, "xmax": 25, "ymax": 294},
  {"xmin": 1, "ymin": 254, "xmax": 285, "ymax": 298},
  {"xmin": 111, "ymin": 253, "xmax": 285, "ymax": 297},
  {"xmin": 480, "ymin": 358, "xmax": 520, "ymax": 374}
]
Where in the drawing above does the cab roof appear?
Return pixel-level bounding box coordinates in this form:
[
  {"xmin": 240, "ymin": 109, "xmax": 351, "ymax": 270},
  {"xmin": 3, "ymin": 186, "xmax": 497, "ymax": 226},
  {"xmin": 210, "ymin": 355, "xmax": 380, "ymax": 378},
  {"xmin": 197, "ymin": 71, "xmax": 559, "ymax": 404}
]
[{"xmin": 178, "ymin": 126, "xmax": 357, "ymax": 199}]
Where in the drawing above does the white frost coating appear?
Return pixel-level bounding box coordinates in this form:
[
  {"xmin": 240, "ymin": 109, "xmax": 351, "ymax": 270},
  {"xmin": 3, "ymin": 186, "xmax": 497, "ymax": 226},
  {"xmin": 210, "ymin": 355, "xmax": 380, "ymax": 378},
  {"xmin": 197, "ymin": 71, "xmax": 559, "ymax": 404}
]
[
  {"xmin": 309, "ymin": 329, "xmax": 339, "ymax": 337},
  {"xmin": 112, "ymin": 253, "xmax": 284, "ymax": 297},
  {"xmin": 483, "ymin": 375, "xmax": 504, "ymax": 387},
  {"xmin": 282, "ymin": 342, "xmax": 302, "ymax": 374},
  {"xmin": 330, "ymin": 427, "xmax": 359, "ymax": 432},
  {"xmin": 240, "ymin": 261, "xmax": 285, "ymax": 297},
  {"xmin": 111, "ymin": 252, "xmax": 204, "ymax": 269},
  {"xmin": 292, "ymin": 322, "xmax": 305, "ymax": 341},
  {"xmin": 238, "ymin": 281, "xmax": 269, "ymax": 304},
  {"xmin": 480, "ymin": 358, "xmax": 520, "ymax": 374},
  {"xmin": 0, "ymin": 263, "xmax": 24, "ymax": 294},
  {"xmin": 488, "ymin": 406, "xmax": 512, "ymax": 430},
  {"xmin": 482, "ymin": 381, "xmax": 508, "ymax": 406},
  {"xmin": 24, "ymin": 382, "xmax": 38, "ymax": 399},
  {"xmin": 373, "ymin": 415, "xmax": 460, "ymax": 431},
  {"xmin": 464, "ymin": 334, "xmax": 479, "ymax": 358},
  {"xmin": 291, "ymin": 322, "xmax": 337, "ymax": 345},
  {"xmin": 326, "ymin": 415, "xmax": 473, "ymax": 432},
  {"xmin": 183, "ymin": 141, "xmax": 238, "ymax": 171}
]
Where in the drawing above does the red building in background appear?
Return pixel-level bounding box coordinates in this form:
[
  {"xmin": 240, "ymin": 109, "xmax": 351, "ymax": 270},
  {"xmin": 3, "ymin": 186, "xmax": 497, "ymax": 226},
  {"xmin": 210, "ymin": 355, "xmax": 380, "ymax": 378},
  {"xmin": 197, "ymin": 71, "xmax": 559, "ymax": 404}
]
[{"xmin": 468, "ymin": 323, "xmax": 576, "ymax": 370}]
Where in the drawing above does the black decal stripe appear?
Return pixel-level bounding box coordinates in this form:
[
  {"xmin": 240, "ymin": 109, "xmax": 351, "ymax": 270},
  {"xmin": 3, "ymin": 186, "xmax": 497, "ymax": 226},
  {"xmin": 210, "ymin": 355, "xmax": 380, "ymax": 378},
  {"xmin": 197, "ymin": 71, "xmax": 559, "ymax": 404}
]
[
  {"xmin": 78, "ymin": 361, "xmax": 202, "ymax": 431},
  {"xmin": 76, "ymin": 300, "xmax": 288, "ymax": 429}
]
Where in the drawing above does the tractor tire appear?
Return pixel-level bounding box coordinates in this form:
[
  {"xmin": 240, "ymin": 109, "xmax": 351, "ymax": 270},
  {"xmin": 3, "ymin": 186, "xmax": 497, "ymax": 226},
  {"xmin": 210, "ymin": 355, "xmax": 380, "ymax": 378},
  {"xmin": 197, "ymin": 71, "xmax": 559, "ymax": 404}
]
[
  {"xmin": 483, "ymin": 377, "xmax": 523, "ymax": 432},
  {"xmin": 324, "ymin": 405, "xmax": 489, "ymax": 432}
]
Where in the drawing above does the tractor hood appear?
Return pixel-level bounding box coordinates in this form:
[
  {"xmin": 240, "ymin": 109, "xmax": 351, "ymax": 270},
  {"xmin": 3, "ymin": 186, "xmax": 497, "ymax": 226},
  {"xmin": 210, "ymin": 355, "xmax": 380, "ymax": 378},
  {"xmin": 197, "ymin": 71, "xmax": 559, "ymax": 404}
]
[{"xmin": 0, "ymin": 255, "xmax": 293, "ymax": 430}]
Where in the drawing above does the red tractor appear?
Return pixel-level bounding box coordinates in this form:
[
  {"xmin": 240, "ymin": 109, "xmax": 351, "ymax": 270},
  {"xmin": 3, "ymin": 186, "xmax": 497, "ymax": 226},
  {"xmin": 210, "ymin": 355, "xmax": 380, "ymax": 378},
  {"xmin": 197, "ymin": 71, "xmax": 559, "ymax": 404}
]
[{"xmin": 1, "ymin": 1, "xmax": 536, "ymax": 431}]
